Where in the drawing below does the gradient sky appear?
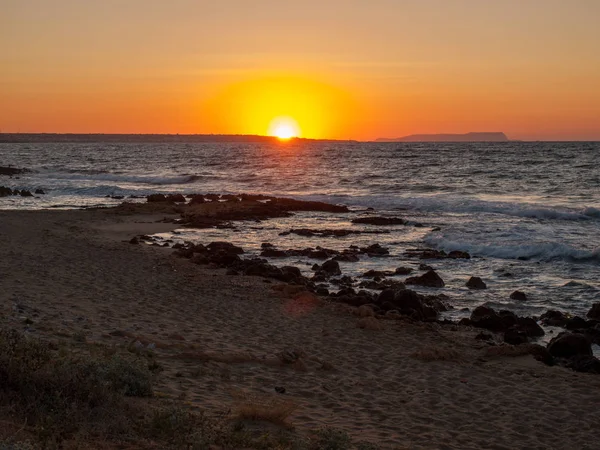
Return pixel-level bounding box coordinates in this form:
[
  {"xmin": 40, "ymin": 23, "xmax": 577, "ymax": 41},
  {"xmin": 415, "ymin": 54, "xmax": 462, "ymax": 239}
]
[{"xmin": 2, "ymin": 0, "xmax": 599, "ymax": 140}]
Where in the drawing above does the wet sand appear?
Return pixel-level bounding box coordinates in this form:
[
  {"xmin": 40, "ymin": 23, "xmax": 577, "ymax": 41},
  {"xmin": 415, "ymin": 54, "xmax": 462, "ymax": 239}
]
[{"xmin": 1, "ymin": 207, "xmax": 599, "ymax": 449}]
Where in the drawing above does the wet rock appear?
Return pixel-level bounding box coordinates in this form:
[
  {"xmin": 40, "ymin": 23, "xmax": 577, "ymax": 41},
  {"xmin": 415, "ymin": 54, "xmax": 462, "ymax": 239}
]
[
  {"xmin": 510, "ymin": 291, "xmax": 528, "ymax": 301},
  {"xmin": 320, "ymin": 259, "xmax": 341, "ymax": 276},
  {"xmin": 0, "ymin": 186, "xmax": 14, "ymax": 197},
  {"xmin": 587, "ymin": 303, "xmax": 600, "ymax": 321},
  {"xmin": 351, "ymin": 216, "xmax": 407, "ymax": 225},
  {"xmin": 359, "ymin": 279, "xmax": 406, "ymax": 291},
  {"xmin": 0, "ymin": 166, "xmax": 29, "ymax": 176},
  {"xmin": 469, "ymin": 306, "xmax": 517, "ymax": 332},
  {"xmin": 360, "ymin": 243, "xmax": 390, "ymax": 256},
  {"xmin": 260, "ymin": 248, "xmax": 288, "ymax": 257},
  {"xmin": 19, "ymin": 190, "xmax": 33, "ymax": 197},
  {"xmin": 517, "ymin": 317, "xmax": 545, "ymax": 337},
  {"xmin": 448, "ymin": 250, "xmax": 471, "ymax": 259},
  {"xmin": 362, "ymin": 269, "xmax": 395, "ymax": 278},
  {"xmin": 466, "ymin": 276, "xmax": 487, "ymax": 290},
  {"xmin": 419, "ymin": 264, "xmax": 433, "ymax": 271},
  {"xmin": 540, "ymin": 310, "xmax": 570, "ymax": 327},
  {"xmin": 547, "ymin": 332, "xmax": 592, "ymax": 358},
  {"xmin": 147, "ymin": 194, "xmax": 168, "ymax": 202},
  {"xmin": 207, "ymin": 241, "xmax": 244, "ymax": 254},
  {"xmin": 333, "ymin": 253, "xmax": 360, "ymax": 262},
  {"xmin": 405, "ymin": 249, "xmax": 447, "ymax": 259},
  {"xmin": 395, "ymin": 267, "xmax": 413, "ymax": 275},
  {"xmin": 405, "ymin": 270, "xmax": 445, "ymax": 288},
  {"xmin": 34, "ymin": 188, "xmax": 45, "ymax": 195},
  {"xmin": 129, "ymin": 237, "xmax": 139, "ymax": 245}
]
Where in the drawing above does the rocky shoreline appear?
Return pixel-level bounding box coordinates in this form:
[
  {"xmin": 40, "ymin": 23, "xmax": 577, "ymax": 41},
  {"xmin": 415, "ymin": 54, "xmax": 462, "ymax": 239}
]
[{"xmin": 126, "ymin": 192, "xmax": 600, "ymax": 375}]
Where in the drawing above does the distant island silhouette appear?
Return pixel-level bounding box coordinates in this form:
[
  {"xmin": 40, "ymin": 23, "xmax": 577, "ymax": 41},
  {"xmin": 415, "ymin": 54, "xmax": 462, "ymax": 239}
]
[
  {"xmin": 0, "ymin": 133, "xmax": 355, "ymax": 144},
  {"xmin": 376, "ymin": 132, "xmax": 509, "ymax": 142}
]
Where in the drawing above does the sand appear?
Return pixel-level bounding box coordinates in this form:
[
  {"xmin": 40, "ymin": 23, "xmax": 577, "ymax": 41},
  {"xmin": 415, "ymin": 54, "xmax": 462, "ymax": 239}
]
[{"xmin": 1, "ymin": 207, "xmax": 599, "ymax": 449}]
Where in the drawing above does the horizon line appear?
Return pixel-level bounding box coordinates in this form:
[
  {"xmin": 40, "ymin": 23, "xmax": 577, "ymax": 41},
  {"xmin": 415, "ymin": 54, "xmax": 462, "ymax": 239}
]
[{"xmin": 0, "ymin": 132, "xmax": 599, "ymax": 143}]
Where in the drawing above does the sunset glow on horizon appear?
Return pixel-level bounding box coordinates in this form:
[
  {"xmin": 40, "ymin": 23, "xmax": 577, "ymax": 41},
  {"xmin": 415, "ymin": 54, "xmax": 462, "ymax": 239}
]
[{"xmin": 2, "ymin": 1, "xmax": 599, "ymax": 141}]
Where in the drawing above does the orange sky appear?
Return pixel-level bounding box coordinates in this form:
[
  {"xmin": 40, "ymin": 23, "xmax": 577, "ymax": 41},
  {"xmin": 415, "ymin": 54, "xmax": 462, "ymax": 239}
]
[{"xmin": 1, "ymin": 0, "xmax": 599, "ymax": 140}]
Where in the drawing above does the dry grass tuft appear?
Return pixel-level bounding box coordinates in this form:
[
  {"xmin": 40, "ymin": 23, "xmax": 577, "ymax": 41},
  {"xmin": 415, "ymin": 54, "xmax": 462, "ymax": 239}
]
[
  {"xmin": 229, "ymin": 389, "xmax": 299, "ymax": 427},
  {"xmin": 411, "ymin": 345, "xmax": 463, "ymax": 361}
]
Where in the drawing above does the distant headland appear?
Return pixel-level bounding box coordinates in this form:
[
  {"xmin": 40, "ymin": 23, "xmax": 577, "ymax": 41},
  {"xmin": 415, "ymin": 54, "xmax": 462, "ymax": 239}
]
[
  {"xmin": 376, "ymin": 132, "xmax": 510, "ymax": 142},
  {"xmin": 0, "ymin": 133, "xmax": 355, "ymax": 144}
]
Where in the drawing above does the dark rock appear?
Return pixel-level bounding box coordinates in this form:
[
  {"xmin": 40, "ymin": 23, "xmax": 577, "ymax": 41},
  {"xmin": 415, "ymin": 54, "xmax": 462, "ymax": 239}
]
[
  {"xmin": 587, "ymin": 303, "xmax": 600, "ymax": 320},
  {"xmin": 377, "ymin": 289, "xmax": 397, "ymax": 305},
  {"xmin": 351, "ymin": 216, "xmax": 406, "ymax": 225},
  {"xmin": 260, "ymin": 248, "xmax": 288, "ymax": 257},
  {"xmin": 405, "ymin": 270, "xmax": 445, "ymax": 288},
  {"xmin": 419, "ymin": 264, "xmax": 433, "ymax": 271},
  {"xmin": 19, "ymin": 190, "xmax": 33, "ymax": 197},
  {"xmin": 360, "ymin": 243, "xmax": 389, "ymax": 256},
  {"xmin": 466, "ymin": 276, "xmax": 487, "ymax": 290},
  {"xmin": 405, "ymin": 249, "xmax": 447, "ymax": 259},
  {"xmin": 281, "ymin": 266, "xmax": 302, "ymax": 278},
  {"xmin": 470, "ymin": 306, "xmax": 518, "ymax": 332},
  {"xmin": 564, "ymin": 355, "xmax": 600, "ymax": 374},
  {"xmin": 547, "ymin": 332, "xmax": 592, "ymax": 358},
  {"xmin": 147, "ymin": 194, "xmax": 168, "ymax": 202},
  {"xmin": 359, "ymin": 279, "xmax": 406, "ymax": 291},
  {"xmin": 504, "ymin": 327, "xmax": 528, "ymax": 345},
  {"xmin": 34, "ymin": 188, "xmax": 45, "ymax": 195},
  {"xmin": 316, "ymin": 287, "xmax": 329, "ymax": 296},
  {"xmin": 565, "ymin": 316, "xmax": 588, "ymax": 330},
  {"xmin": 0, "ymin": 166, "xmax": 29, "ymax": 176},
  {"xmin": 207, "ymin": 242, "xmax": 244, "ymax": 254},
  {"xmin": 129, "ymin": 237, "xmax": 139, "ymax": 245},
  {"xmin": 510, "ymin": 291, "xmax": 528, "ymax": 301},
  {"xmin": 517, "ymin": 317, "xmax": 545, "ymax": 337},
  {"xmin": 274, "ymin": 386, "xmax": 286, "ymax": 394},
  {"xmin": 321, "ymin": 259, "xmax": 341, "ymax": 276},
  {"xmin": 395, "ymin": 267, "xmax": 413, "ymax": 275},
  {"xmin": 448, "ymin": 250, "xmax": 471, "ymax": 259},
  {"xmin": 362, "ymin": 269, "xmax": 395, "ymax": 278},
  {"xmin": 188, "ymin": 195, "xmax": 205, "ymax": 205},
  {"xmin": 333, "ymin": 253, "xmax": 360, "ymax": 262},
  {"xmin": 475, "ymin": 332, "xmax": 493, "ymax": 341},
  {"xmin": 540, "ymin": 310, "xmax": 570, "ymax": 327},
  {"xmin": 0, "ymin": 186, "xmax": 13, "ymax": 197}
]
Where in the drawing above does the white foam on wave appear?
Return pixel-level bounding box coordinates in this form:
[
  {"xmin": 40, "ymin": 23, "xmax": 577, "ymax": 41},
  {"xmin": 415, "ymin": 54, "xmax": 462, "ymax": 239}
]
[
  {"xmin": 424, "ymin": 234, "xmax": 600, "ymax": 263},
  {"xmin": 291, "ymin": 193, "xmax": 598, "ymax": 221}
]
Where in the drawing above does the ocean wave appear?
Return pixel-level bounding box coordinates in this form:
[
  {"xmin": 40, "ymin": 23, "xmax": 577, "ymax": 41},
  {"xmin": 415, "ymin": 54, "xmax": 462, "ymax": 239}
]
[
  {"xmin": 40, "ymin": 171, "xmax": 202, "ymax": 185},
  {"xmin": 288, "ymin": 194, "xmax": 597, "ymax": 221},
  {"xmin": 424, "ymin": 235, "xmax": 600, "ymax": 263}
]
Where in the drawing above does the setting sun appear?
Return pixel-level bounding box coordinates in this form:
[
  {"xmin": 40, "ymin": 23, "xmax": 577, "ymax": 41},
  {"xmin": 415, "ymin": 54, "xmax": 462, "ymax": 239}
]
[{"xmin": 268, "ymin": 116, "xmax": 300, "ymax": 139}]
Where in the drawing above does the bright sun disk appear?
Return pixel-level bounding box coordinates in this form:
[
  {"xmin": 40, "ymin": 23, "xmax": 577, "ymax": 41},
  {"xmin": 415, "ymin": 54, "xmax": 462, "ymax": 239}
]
[{"xmin": 268, "ymin": 116, "xmax": 300, "ymax": 140}]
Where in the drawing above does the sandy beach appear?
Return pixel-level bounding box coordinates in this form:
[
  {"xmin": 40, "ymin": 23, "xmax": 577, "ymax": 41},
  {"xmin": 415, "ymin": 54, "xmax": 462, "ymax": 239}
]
[{"xmin": 1, "ymin": 205, "xmax": 599, "ymax": 449}]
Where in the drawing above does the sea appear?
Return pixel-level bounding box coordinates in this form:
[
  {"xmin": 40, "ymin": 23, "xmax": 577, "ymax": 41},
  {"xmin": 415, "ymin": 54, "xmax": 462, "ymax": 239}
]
[{"xmin": 1, "ymin": 141, "xmax": 599, "ymax": 328}]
